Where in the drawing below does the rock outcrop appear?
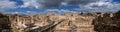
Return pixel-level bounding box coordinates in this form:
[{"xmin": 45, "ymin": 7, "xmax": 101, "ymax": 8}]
[{"xmin": 93, "ymin": 11, "xmax": 120, "ymax": 32}]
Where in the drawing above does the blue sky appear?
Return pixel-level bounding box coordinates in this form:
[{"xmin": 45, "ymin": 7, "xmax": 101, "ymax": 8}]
[{"xmin": 0, "ymin": 0, "xmax": 120, "ymax": 14}]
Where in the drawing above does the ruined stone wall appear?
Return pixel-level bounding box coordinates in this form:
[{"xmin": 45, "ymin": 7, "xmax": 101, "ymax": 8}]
[
  {"xmin": 92, "ymin": 11, "xmax": 120, "ymax": 32},
  {"xmin": 0, "ymin": 13, "xmax": 94, "ymax": 32},
  {"xmin": 0, "ymin": 11, "xmax": 119, "ymax": 32},
  {"xmin": 0, "ymin": 14, "xmax": 11, "ymax": 32}
]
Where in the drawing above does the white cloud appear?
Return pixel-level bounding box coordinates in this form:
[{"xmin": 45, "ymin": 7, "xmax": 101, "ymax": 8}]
[
  {"xmin": 15, "ymin": 12, "xmax": 19, "ymax": 14},
  {"xmin": 61, "ymin": 2, "xmax": 67, "ymax": 6},
  {"xmin": 0, "ymin": 0, "xmax": 17, "ymax": 12},
  {"xmin": 76, "ymin": 0, "xmax": 120, "ymax": 12},
  {"xmin": 63, "ymin": 0, "xmax": 99, "ymax": 5},
  {"xmin": 21, "ymin": 0, "xmax": 40, "ymax": 8},
  {"xmin": 21, "ymin": 0, "xmax": 120, "ymax": 13},
  {"xmin": 21, "ymin": 0, "xmax": 100, "ymax": 9},
  {"xmin": 45, "ymin": 9, "xmax": 78, "ymax": 13},
  {"xmin": 25, "ymin": 11, "xmax": 38, "ymax": 14}
]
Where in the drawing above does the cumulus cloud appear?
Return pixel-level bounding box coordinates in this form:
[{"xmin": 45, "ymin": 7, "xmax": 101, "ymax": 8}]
[
  {"xmin": 21, "ymin": 0, "xmax": 40, "ymax": 8},
  {"xmin": 21, "ymin": 0, "xmax": 100, "ymax": 9},
  {"xmin": 0, "ymin": 0, "xmax": 17, "ymax": 12},
  {"xmin": 63, "ymin": 0, "xmax": 99, "ymax": 5},
  {"xmin": 21, "ymin": 0, "xmax": 63, "ymax": 8},
  {"xmin": 39, "ymin": 0, "xmax": 63, "ymax": 8},
  {"xmin": 75, "ymin": 0, "xmax": 120, "ymax": 12},
  {"xmin": 45, "ymin": 9, "xmax": 70, "ymax": 13},
  {"xmin": 45, "ymin": 9, "xmax": 78, "ymax": 14},
  {"xmin": 21, "ymin": 0, "xmax": 120, "ymax": 13}
]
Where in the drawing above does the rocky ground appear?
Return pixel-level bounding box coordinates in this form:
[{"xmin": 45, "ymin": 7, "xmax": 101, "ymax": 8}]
[
  {"xmin": 0, "ymin": 10, "xmax": 120, "ymax": 32},
  {"xmin": 93, "ymin": 11, "xmax": 120, "ymax": 32}
]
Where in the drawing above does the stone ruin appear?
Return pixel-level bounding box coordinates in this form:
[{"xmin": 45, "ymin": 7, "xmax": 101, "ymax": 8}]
[
  {"xmin": 93, "ymin": 11, "xmax": 120, "ymax": 32},
  {"xmin": 0, "ymin": 11, "xmax": 120, "ymax": 32}
]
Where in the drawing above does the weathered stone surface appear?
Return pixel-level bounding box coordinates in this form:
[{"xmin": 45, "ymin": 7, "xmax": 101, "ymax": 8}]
[
  {"xmin": 93, "ymin": 11, "xmax": 120, "ymax": 32},
  {"xmin": 0, "ymin": 10, "xmax": 120, "ymax": 32},
  {"xmin": 0, "ymin": 13, "xmax": 95, "ymax": 32}
]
